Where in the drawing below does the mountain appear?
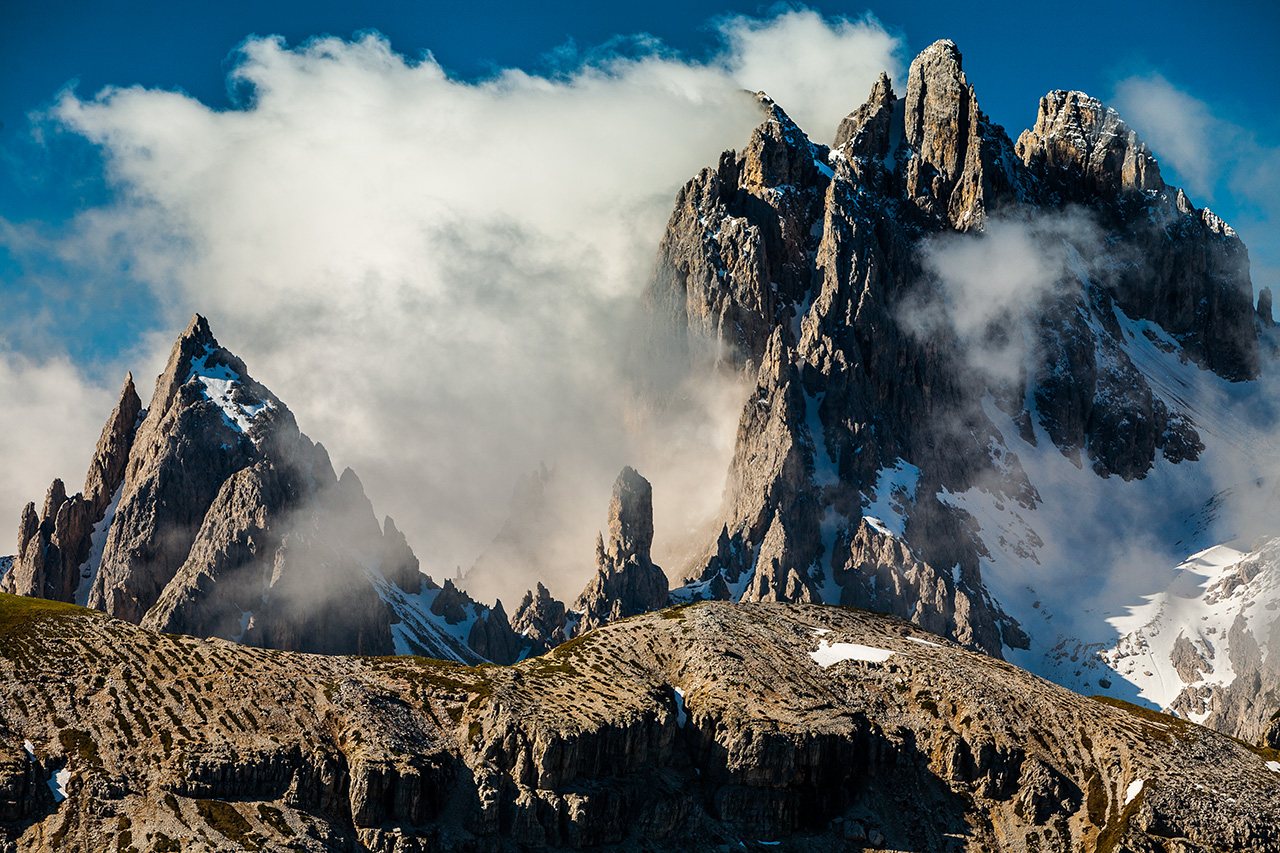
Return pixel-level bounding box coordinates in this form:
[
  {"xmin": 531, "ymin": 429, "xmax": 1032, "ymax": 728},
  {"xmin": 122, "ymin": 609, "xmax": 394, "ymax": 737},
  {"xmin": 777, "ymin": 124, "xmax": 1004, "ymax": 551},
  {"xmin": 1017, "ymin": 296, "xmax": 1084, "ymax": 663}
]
[
  {"xmin": 4, "ymin": 37, "xmax": 1280, "ymax": 846},
  {"xmin": 643, "ymin": 39, "xmax": 1280, "ymax": 742},
  {"xmin": 2, "ymin": 315, "xmax": 527, "ymax": 664},
  {"xmin": 2, "ymin": 595, "xmax": 1278, "ymax": 851}
]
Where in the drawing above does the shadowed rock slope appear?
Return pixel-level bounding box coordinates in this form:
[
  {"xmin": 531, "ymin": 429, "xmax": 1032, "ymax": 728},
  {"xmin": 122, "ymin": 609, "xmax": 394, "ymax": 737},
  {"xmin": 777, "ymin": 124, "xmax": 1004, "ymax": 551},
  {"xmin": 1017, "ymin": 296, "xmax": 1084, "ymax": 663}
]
[{"xmin": 1, "ymin": 594, "xmax": 1277, "ymax": 852}]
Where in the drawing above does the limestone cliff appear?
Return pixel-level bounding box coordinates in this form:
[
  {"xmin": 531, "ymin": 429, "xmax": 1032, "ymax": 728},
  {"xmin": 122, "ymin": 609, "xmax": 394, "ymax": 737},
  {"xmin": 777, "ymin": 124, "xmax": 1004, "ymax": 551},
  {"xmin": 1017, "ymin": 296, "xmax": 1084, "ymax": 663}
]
[{"xmin": 655, "ymin": 38, "xmax": 1256, "ymax": 666}]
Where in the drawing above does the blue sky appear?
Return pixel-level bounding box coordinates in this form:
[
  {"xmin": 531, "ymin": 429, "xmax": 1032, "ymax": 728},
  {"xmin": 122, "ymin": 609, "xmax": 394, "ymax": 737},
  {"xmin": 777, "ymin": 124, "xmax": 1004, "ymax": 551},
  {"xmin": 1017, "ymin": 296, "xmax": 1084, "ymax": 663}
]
[{"xmin": 2, "ymin": 1, "xmax": 1279, "ymax": 577}]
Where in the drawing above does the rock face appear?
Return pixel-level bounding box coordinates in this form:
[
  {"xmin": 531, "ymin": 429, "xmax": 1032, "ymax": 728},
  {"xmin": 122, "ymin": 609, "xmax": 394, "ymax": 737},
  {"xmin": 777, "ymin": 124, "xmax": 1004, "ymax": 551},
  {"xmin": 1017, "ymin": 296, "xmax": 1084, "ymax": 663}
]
[
  {"xmin": 511, "ymin": 581, "xmax": 568, "ymax": 655},
  {"xmin": 1016, "ymin": 91, "xmax": 1258, "ymax": 382},
  {"xmin": 2, "ymin": 596, "xmax": 1279, "ymax": 852},
  {"xmin": 654, "ymin": 38, "xmax": 1257, "ymax": 665},
  {"xmin": 900, "ymin": 40, "xmax": 1026, "ymax": 230},
  {"xmin": 572, "ymin": 467, "xmax": 669, "ymax": 634},
  {"xmin": 8, "ymin": 315, "xmax": 528, "ymax": 664}
]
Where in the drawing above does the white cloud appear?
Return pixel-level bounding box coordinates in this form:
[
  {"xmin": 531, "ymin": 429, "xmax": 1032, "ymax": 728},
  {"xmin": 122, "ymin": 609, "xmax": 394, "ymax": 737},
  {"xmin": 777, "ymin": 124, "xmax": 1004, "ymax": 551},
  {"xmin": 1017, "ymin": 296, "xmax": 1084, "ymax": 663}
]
[
  {"xmin": 1112, "ymin": 74, "xmax": 1218, "ymax": 200},
  {"xmin": 0, "ymin": 353, "xmax": 118, "ymax": 531},
  {"xmin": 718, "ymin": 8, "xmax": 903, "ymax": 142},
  {"xmin": 4, "ymin": 11, "xmax": 902, "ymax": 598},
  {"xmin": 905, "ymin": 209, "xmax": 1104, "ymax": 383}
]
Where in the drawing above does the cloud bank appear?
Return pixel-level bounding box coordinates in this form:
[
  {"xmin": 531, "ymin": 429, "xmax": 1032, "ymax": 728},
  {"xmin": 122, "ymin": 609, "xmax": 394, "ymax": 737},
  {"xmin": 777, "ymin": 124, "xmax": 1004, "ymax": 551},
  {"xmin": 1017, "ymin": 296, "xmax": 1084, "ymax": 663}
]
[{"xmin": 2, "ymin": 9, "xmax": 903, "ymax": 601}]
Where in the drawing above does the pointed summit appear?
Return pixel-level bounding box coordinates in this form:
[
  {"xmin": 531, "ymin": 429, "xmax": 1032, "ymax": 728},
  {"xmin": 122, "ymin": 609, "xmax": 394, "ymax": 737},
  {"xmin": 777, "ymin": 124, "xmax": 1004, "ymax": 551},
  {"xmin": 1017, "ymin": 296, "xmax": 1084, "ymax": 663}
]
[
  {"xmin": 1016, "ymin": 90, "xmax": 1164, "ymax": 197},
  {"xmin": 573, "ymin": 467, "xmax": 668, "ymax": 634},
  {"xmin": 900, "ymin": 39, "xmax": 1025, "ymax": 228}
]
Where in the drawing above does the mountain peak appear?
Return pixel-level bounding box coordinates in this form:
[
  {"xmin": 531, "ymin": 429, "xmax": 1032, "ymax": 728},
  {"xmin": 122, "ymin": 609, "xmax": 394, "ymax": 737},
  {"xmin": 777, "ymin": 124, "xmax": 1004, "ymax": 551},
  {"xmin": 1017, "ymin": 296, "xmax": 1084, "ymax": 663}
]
[{"xmin": 1016, "ymin": 88, "xmax": 1164, "ymax": 196}]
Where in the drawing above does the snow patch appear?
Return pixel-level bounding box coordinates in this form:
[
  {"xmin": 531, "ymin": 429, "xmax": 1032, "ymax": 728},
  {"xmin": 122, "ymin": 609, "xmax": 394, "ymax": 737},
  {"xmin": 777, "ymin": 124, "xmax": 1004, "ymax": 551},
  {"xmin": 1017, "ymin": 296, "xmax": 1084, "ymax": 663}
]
[
  {"xmin": 48, "ymin": 768, "xmax": 69, "ymax": 803},
  {"xmin": 77, "ymin": 481, "xmax": 124, "ymax": 608},
  {"xmin": 231, "ymin": 609, "xmax": 254, "ymax": 643},
  {"xmin": 810, "ymin": 640, "xmax": 895, "ymax": 667},
  {"xmin": 1125, "ymin": 779, "xmax": 1144, "ymax": 805},
  {"xmin": 906, "ymin": 636, "xmax": 942, "ymax": 648},
  {"xmin": 673, "ymin": 687, "xmax": 687, "ymax": 728},
  {"xmin": 862, "ymin": 460, "xmax": 921, "ymax": 539},
  {"xmin": 864, "ymin": 516, "xmax": 892, "ymax": 537}
]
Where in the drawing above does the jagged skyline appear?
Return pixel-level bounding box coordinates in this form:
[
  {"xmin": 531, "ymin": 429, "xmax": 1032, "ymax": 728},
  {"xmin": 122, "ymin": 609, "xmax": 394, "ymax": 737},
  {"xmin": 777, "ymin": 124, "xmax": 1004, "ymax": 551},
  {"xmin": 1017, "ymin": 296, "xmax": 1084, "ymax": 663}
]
[{"xmin": 3, "ymin": 4, "xmax": 1278, "ymax": 598}]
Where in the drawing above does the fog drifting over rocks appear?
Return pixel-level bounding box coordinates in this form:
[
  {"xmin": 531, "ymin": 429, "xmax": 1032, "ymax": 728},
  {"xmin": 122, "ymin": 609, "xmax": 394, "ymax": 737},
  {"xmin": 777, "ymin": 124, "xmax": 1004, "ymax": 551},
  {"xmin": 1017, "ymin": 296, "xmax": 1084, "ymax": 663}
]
[{"xmin": 0, "ymin": 10, "xmax": 902, "ymax": 601}]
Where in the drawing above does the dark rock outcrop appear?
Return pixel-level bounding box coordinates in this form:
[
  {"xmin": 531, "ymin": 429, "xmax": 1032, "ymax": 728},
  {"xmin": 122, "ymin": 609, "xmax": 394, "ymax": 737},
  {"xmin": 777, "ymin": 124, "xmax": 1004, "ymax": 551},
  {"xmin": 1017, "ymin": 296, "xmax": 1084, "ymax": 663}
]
[
  {"xmin": 1259, "ymin": 287, "xmax": 1275, "ymax": 328},
  {"xmin": 511, "ymin": 581, "xmax": 568, "ymax": 655}
]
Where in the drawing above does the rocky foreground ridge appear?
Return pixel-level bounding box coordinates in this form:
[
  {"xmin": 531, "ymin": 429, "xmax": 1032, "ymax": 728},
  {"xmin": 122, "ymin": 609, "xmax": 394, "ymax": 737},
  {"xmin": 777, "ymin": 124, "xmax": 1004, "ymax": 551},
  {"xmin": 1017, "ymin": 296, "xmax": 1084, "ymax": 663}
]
[{"xmin": 1, "ymin": 594, "xmax": 1279, "ymax": 852}]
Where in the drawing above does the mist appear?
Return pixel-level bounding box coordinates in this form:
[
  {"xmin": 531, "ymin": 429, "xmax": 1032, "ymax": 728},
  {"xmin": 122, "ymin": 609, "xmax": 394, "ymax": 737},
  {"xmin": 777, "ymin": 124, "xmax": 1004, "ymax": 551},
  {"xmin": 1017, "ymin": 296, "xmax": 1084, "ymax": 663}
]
[
  {"xmin": 907, "ymin": 203, "xmax": 1280, "ymax": 652},
  {"xmin": 1, "ymin": 9, "xmax": 902, "ymax": 603}
]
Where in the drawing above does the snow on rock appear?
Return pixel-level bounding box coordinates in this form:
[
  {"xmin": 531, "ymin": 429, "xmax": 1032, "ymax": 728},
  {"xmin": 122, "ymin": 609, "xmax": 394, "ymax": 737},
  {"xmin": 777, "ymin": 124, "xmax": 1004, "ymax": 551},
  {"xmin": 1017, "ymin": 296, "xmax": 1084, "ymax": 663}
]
[
  {"xmin": 861, "ymin": 460, "xmax": 922, "ymax": 540},
  {"xmin": 1100, "ymin": 543, "xmax": 1255, "ymax": 709},
  {"xmin": 906, "ymin": 636, "xmax": 942, "ymax": 648},
  {"xmin": 77, "ymin": 481, "xmax": 123, "ymax": 608},
  {"xmin": 368, "ymin": 570, "xmax": 486, "ymax": 664},
  {"xmin": 810, "ymin": 640, "xmax": 896, "ymax": 668},
  {"xmin": 941, "ymin": 294, "xmax": 1280, "ymax": 721},
  {"xmin": 231, "ymin": 609, "xmax": 254, "ymax": 644},
  {"xmin": 48, "ymin": 768, "xmax": 69, "ymax": 803},
  {"xmin": 1125, "ymin": 779, "xmax": 1145, "ymax": 805},
  {"xmin": 673, "ymin": 687, "xmax": 688, "ymax": 728},
  {"xmin": 187, "ymin": 345, "xmax": 274, "ymax": 436}
]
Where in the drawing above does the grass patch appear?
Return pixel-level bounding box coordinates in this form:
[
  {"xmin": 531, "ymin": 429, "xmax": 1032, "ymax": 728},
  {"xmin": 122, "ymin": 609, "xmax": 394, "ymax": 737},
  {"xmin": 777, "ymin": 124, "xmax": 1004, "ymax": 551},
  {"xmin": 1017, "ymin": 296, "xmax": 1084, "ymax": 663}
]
[
  {"xmin": 0, "ymin": 593, "xmax": 93, "ymax": 637},
  {"xmin": 59, "ymin": 728, "xmax": 102, "ymax": 770},
  {"xmin": 195, "ymin": 799, "xmax": 260, "ymax": 850},
  {"xmin": 1095, "ymin": 785, "xmax": 1144, "ymax": 853},
  {"xmin": 151, "ymin": 832, "xmax": 180, "ymax": 853},
  {"xmin": 256, "ymin": 804, "xmax": 295, "ymax": 837},
  {"xmin": 1089, "ymin": 695, "xmax": 1191, "ymax": 745}
]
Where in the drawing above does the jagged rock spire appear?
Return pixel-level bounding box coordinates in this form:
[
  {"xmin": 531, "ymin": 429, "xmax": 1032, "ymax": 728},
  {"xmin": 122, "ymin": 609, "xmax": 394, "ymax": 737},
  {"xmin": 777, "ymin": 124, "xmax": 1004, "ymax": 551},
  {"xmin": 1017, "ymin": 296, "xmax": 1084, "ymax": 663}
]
[
  {"xmin": 1015, "ymin": 90, "xmax": 1164, "ymax": 197},
  {"xmin": 572, "ymin": 467, "xmax": 668, "ymax": 634},
  {"xmin": 4, "ymin": 372, "xmax": 142, "ymax": 603}
]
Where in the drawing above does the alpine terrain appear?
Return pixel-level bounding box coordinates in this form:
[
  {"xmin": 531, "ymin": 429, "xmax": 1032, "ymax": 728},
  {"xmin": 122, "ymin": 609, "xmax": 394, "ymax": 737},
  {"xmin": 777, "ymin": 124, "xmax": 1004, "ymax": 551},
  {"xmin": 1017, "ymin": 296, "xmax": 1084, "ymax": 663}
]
[{"xmin": 3, "ymin": 38, "xmax": 1280, "ymax": 852}]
